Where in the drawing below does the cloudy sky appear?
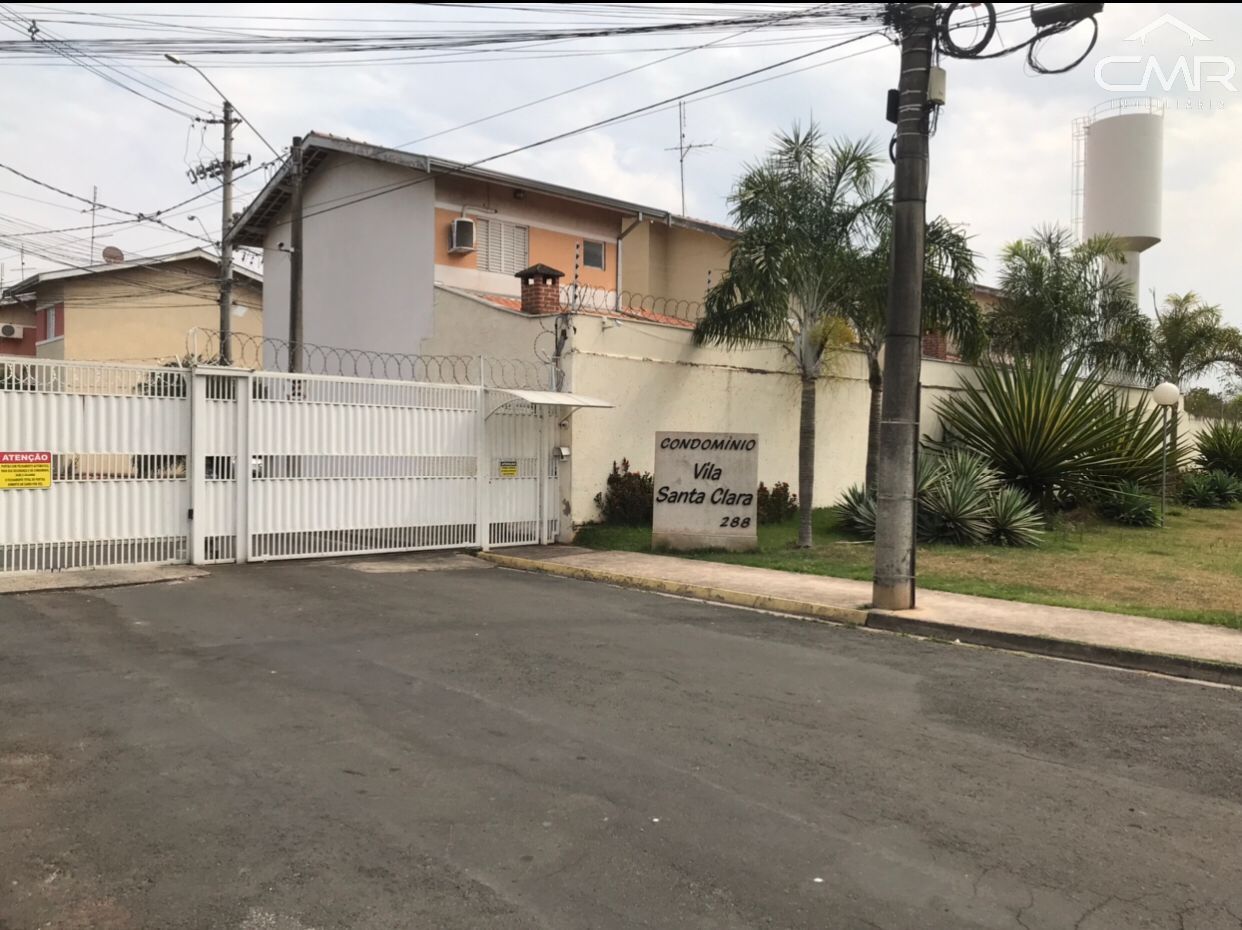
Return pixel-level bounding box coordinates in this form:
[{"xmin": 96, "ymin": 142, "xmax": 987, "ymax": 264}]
[{"xmin": 0, "ymin": 3, "xmax": 1237, "ymax": 343}]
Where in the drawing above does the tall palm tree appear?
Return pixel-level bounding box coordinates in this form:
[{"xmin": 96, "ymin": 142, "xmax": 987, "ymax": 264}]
[
  {"xmin": 852, "ymin": 215, "xmax": 984, "ymax": 489},
  {"xmin": 989, "ymin": 225, "xmax": 1152, "ymax": 376},
  {"xmin": 1150, "ymin": 290, "xmax": 1242, "ymax": 455},
  {"xmin": 694, "ymin": 124, "xmax": 888, "ymax": 547}
]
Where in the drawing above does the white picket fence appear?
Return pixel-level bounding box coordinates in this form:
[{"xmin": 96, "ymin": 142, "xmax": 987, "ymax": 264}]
[{"xmin": 0, "ymin": 358, "xmax": 560, "ymax": 572}]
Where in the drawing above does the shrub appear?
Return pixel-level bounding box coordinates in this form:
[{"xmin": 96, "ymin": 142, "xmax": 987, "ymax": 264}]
[
  {"xmin": 1181, "ymin": 470, "xmax": 1242, "ymax": 508},
  {"xmin": 594, "ymin": 458, "xmax": 654, "ymax": 525},
  {"xmin": 1179, "ymin": 472, "xmax": 1218, "ymax": 508},
  {"xmin": 988, "ymin": 486, "xmax": 1044, "ymax": 547},
  {"xmin": 1196, "ymin": 420, "xmax": 1242, "ymax": 477},
  {"xmin": 1095, "ymin": 481, "xmax": 1159, "ymax": 527},
  {"xmin": 756, "ymin": 481, "xmax": 798, "ymax": 524}
]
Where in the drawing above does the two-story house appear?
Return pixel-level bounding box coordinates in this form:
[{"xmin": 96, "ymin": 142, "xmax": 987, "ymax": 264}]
[{"xmin": 233, "ymin": 132, "xmax": 735, "ymax": 357}]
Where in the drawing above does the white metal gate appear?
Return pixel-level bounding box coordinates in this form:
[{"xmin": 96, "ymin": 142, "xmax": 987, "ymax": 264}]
[
  {"xmin": 0, "ymin": 359, "xmax": 190, "ymax": 572},
  {"xmin": 1, "ymin": 358, "xmax": 563, "ymax": 572},
  {"xmin": 486, "ymin": 402, "xmax": 559, "ymax": 547}
]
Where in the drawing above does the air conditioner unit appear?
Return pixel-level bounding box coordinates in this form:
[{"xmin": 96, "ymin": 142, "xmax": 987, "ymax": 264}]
[
  {"xmin": 449, "ymin": 217, "xmax": 476, "ymax": 254},
  {"xmin": 0, "ymin": 323, "xmax": 26, "ymax": 339}
]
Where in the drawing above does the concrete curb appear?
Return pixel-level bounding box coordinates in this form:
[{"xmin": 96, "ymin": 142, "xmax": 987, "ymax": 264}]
[
  {"xmin": 865, "ymin": 611, "xmax": 1242, "ymax": 688},
  {"xmin": 0, "ymin": 565, "xmax": 208, "ymax": 596},
  {"xmin": 477, "ymin": 552, "xmax": 868, "ymax": 626},
  {"xmin": 478, "ymin": 552, "xmax": 1242, "ymax": 687}
]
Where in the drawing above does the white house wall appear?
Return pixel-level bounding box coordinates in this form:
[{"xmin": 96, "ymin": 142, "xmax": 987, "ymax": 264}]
[{"xmin": 261, "ymin": 153, "xmax": 436, "ymax": 358}]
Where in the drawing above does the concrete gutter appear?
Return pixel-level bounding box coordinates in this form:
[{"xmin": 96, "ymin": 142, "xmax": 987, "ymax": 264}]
[
  {"xmin": 478, "ymin": 552, "xmax": 867, "ymax": 626},
  {"xmin": 479, "ymin": 550, "xmax": 1242, "ymax": 688}
]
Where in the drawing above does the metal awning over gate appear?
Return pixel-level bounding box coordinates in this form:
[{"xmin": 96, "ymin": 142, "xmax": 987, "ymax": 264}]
[{"xmin": 485, "ymin": 388, "xmax": 613, "ymax": 419}]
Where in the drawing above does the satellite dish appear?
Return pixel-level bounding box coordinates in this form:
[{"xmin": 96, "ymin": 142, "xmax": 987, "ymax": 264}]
[{"xmin": 101, "ymin": 246, "xmax": 125, "ymax": 264}]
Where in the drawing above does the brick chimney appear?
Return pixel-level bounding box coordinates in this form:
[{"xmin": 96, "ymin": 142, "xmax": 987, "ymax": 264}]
[
  {"xmin": 922, "ymin": 330, "xmax": 949, "ymax": 360},
  {"xmin": 514, "ymin": 264, "xmax": 564, "ymax": 315}
]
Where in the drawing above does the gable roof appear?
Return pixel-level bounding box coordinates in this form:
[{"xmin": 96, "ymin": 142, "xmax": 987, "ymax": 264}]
[
  {"xmin": 2, "ymin": 248, "xmax": 262, "ymax": 299},
  {"xmin": 233, "ymin": 131, "xmax": 738, "ymax": 248}
]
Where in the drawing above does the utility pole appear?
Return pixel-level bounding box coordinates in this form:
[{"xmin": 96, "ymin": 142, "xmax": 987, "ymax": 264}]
[
  {"xmin": 288, "ymin": 135, "xmax": 305, "ymax": 374},
  {"xmin": 664, "ymin": 100, "xmax": 713, "ymax": 216},
  {"xmin": 872, "ymin": 2, "xmax": 936, "ymax": 611},
  {"xmin": 219, "ymin": 99, "xmax": 235, "ymax": 365}
]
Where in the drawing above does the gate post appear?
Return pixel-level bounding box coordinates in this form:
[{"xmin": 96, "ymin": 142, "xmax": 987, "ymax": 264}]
[
  {"xmin": 188, "ymin": 370, "xmax": 208, "ymax": 565},
  {"xmin": 234, "ymin": 372, "xmax": 253, "ymax": 563},
  {"xmin": 476, "ymin": 382, "xmax": 489, "ymax": 551}
]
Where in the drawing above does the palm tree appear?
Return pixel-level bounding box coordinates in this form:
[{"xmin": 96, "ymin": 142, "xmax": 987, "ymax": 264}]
[
  {"xmin": 989, "ymin": 225, "xmax": 1152, "ymax": 376},
  {"xmin": 852, "ymin": 215, "xmax": 984, "ymax": 489},
  {"xmin": 694, "ymin": 125, "xmax": 888, "ymax": 547},
  {"xmin": 1149, "ymin": 290, "xmax": 1242, "ymax": 456}
]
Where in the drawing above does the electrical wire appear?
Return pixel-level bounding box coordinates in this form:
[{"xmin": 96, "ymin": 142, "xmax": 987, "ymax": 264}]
[
  {"xmin": 396, "ymin": 3, "xmax": 844, "ymax": 149},
  {"xmin": 0, "ymin": 4, "xmax": 213, "ymax": 118},
  {"xmin": 279, "ymin": 31, "xmax": 887, "ymax": 228}
]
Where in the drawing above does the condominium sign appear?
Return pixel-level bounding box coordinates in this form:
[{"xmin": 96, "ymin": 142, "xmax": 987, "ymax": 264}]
[
  {"xmin": 0, "ymin": 451, "xmax": 52, "ymax": 489},
  {"xmin": 653, "ymin": 432, "xmax": 757, "ymax": 552}
]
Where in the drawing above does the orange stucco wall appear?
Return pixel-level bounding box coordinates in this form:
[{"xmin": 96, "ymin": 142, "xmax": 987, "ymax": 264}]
[{"xmin": 433, "ymin": 207, "xmax": 615, "ymax": 289}]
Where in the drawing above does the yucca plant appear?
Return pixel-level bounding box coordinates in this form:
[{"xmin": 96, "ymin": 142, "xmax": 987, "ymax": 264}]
[
  {"xmin": 1180, "ymin": 472, "xmax": 1221, "ymax": 508},
  {"xmin": 988, "ymin": 486, "xmax": 1044, "ymax": 547},
  {"xmin": 1196, "ymin": 420, "xmax": 1242, "ymax": 477},
  {"xmin": 1094, "ymin": 396, "xmax": 1185, "ymax": 486},
  {"xmin": 834, "ymin": 484, "xmax": 877, "ymax": 538},
  {"xmin": 1206, "ymin": 469, "xmax": 1242, "ymax": 505},
  {"xmin": 935, "ymin": 354, "xmax": 1159, "ymax": 511},
  {"xmin": 1095, "ymin": 481, "xmax": 1159, "ymax": 527},
  {"xmin": 921, "ymin": 467, "xmax": 992, "ymax": 544}
]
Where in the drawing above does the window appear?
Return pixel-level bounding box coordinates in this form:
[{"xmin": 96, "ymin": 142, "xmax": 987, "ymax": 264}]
[
  {"xmin": 582, "ymin": 240, "xmax": 606, "ymax": 270},
  {"xmin": 476, "ymin": 219, "xmax": 529, "ymax": 275},
  {"xmin": 46, "ymin": 306, "xmax": 56, "ymax": 340}
]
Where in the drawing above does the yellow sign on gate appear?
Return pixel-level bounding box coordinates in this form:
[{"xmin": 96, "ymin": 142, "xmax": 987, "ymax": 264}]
[{"xmin": 0, "ymin": 451, "xmax": 53, "ymax": 489}]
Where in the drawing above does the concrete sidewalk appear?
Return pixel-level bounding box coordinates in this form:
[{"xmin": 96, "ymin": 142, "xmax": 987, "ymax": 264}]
[{"xmin": 480, "ymin": 547, "xmax": 1242, "ymax": 687}]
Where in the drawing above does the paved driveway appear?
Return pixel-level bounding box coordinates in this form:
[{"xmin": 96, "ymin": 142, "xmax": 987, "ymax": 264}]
[{"xmin": 1, "ymin": 555, "xmax": 1240, "ymax": 930}]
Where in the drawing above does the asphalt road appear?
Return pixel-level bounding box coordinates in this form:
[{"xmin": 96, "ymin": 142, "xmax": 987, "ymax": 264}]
[{"xmin": 1, "ymin": 555, "xmax": 1240, "ymax": 930}]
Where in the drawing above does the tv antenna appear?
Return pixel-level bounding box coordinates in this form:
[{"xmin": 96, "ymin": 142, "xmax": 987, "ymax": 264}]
[{"xmin": 665, "ymin": 100, "xmax": 713, "ymax": 216}]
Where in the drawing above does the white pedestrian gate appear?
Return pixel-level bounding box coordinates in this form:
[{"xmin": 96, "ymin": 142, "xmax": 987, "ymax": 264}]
[{"xmin": 0, "ymin": 358, "xmax": 585, "ymax": 572}]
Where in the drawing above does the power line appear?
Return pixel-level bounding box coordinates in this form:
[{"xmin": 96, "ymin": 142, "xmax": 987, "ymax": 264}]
[
  {"xmin": 395, "ymin": 3, "xmax": 844, "ymax": 149},
  {"xmin": 282, "ymin": 30, "xmax": 888, "ymax": 228},
  {"xmin": 0, "ymin": 3, "xmax": 212, "ymax": 118}
]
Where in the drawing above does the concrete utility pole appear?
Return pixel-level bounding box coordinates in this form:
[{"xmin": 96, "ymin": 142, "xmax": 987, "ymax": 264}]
[
  {"xmin": 288, "ymin": 136, "xmax": 305, "ymax": 374},
  {"xmin": 872, "ymin": 2, "xmax": 935, "ymax": 611},
  {"xmin": 219, "ymin": 99, "xmax": 235, "ymax": 365},
  {"xmin": 165, "ymin": 54, "xmax": 253, "ymax": 366}
]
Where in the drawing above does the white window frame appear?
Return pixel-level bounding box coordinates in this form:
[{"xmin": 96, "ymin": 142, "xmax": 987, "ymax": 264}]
[{"xmin": 582, "ymin": 240, "xmax": 606, "ymax": 271}]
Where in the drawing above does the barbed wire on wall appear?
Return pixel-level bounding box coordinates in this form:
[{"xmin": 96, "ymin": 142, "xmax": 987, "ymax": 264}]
[
  {"xmin": 559, "ymin": 284, "xmax": 704, "ymax": 325},
  {"xmin": 184, "ymin": 329, "xmax": 549, "ymax": 389}
]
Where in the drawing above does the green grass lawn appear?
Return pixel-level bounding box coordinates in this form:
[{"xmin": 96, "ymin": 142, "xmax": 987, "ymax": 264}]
[{"xmin": 574, "ymin": 506, "xmax": 1242, "ymax": 629}]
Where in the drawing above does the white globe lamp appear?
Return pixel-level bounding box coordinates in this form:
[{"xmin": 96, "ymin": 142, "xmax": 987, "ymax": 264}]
[{"xmin": 1153, "ymin": 382, "xmax": 1180, "ymax": 407}]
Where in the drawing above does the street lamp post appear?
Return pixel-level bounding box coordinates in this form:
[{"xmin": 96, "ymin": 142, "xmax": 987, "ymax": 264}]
[{"xmin": 1153, "ymin": 381, "xmax": 1181, "ymax": 527}]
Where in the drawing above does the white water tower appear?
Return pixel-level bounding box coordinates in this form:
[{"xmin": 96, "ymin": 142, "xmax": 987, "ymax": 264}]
[{"xmin": 1072, "ymin": 98, "xmax": 1164, "ymax": 290}]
